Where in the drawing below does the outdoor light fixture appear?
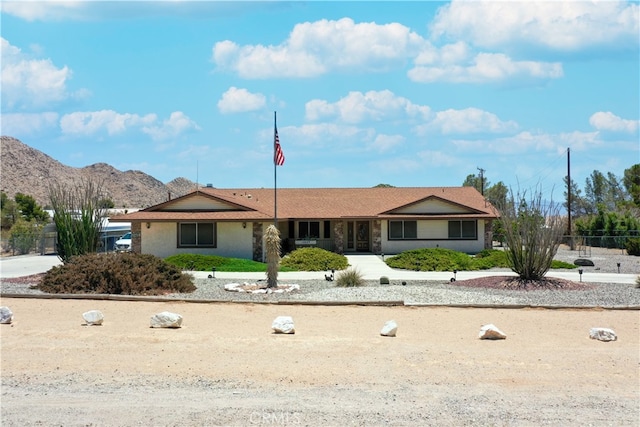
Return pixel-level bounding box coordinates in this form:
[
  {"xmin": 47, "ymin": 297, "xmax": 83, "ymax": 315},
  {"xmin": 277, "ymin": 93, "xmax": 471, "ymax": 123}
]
[
  {"xmin": 451, "ymin": 270, "xmax": 457, "ymax": 282},
  {"xmin": 617, "ymin": 262, "xmax": 621, "ymax": 273},
  {"xmin": 146, "ymin": 222, "xmax": 150, "ymax": 229},
  {"xmin": 242, "ymin": 222, "xmax": 247, "ymax": 229},
  {"xmin": 578, "ymin": 268, "xmax": 583, "ymax": 282}
]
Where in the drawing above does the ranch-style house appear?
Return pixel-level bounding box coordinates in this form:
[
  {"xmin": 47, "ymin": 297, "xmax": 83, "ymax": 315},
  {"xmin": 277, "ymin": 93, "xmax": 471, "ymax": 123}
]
[{"xmin": 110, "ymin": 186, "xmax": 498, "ymax": 261}]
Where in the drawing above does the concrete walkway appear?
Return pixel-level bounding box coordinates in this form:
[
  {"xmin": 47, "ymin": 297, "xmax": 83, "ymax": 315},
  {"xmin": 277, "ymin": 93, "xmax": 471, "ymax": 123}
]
[{"xmin": 0, "ymin": 253, "xmax": 636, "ymax": 285}]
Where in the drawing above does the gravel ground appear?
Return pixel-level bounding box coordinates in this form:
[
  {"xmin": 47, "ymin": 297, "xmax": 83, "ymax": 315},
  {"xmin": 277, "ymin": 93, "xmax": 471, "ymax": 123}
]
[{"xmin": 2, "ymin": 247, "xmax": 638, "ymax": 308}]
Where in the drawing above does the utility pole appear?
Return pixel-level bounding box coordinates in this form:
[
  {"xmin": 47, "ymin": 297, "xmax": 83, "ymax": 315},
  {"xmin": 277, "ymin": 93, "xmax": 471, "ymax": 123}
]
[
  {"xmin": 477, "ymin": 167, "xmax": 485, "ymax": 196},
  {"xmin": 567, "ymin": 148, "xmax": 574, "ymax": 250}
]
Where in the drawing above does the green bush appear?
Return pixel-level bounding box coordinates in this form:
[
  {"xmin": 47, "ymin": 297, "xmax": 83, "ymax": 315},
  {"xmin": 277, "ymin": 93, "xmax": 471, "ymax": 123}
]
[
  {"xmin": 9, "ymin": 220, "xmax": 40, "ymax": 255},
  {"xmin": 38, "ymin": 253, "xmax": 195, "ymax": 295},
  {"xmin": 625, "ymin": 238, "xmax": 640, "ymax": 256},
  {"xmin": 336, "ymin": 267, "xmax": 365, "ymax": 287},
  {"xmin": 385, "ymin": 248, "xmax": 576, "ymax": 271},
  {"xmin": 280, "ymin": 247, "xmax": 349, "ymax": 271},
  {"xmin": 164, "ymin": 253, "xmax": 282, "ymax": 272}
]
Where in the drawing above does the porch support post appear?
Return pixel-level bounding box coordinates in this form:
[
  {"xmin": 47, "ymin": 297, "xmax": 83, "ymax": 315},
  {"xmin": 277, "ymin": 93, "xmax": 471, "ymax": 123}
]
[
  {"xmin": 333, "ymin": 221, "xmax": 344, "ymax": 254},
  {"xmin": 252, "ymin": 222, "xmax": 263, "ymax": 262},
  {"xmin": 372, "ymin": 220, "xmax": 382, "ymax": 254}
]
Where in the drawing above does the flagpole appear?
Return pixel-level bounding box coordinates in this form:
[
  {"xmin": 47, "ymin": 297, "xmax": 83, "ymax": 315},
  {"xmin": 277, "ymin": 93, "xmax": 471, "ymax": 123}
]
[{"xmin": 274, "ymin": 111, "xmax": 277, "ymax": 227}]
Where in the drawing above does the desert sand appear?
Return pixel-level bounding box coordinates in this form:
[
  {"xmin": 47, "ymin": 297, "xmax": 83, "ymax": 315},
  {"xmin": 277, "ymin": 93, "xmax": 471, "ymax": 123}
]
[{"xmin": 1, "ymin": 298, "xmax": 638, "ymax": 426}]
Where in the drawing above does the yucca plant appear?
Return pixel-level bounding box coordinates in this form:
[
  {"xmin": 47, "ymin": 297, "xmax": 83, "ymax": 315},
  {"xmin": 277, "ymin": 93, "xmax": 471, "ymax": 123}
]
[
  {"xmin": 336, "ymin": 267, "xmax": 365, "ymax": 287},
  {"xmin": 264, "ymin": 224, "xmax": 281, "ymax": 288}
]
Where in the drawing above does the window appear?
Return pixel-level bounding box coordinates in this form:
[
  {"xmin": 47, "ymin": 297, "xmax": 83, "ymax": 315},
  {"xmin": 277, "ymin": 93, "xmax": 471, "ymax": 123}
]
[
  {"xmin": 448, "ymin": 220, "xmax": 476, "ymax": 239},
  {"xmin": 389, "ymin": 220, "xmax": 417, "ymax": 239},
  {"xmin": 298, "ymin": 221, "xmax": 320, "ymax": 239},
  {"xmin": 179, "ymin": 222, "xmax": 216, "ymax": 247}
]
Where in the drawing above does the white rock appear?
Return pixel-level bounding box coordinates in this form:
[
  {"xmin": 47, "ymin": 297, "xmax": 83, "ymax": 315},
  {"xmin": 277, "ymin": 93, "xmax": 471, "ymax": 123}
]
[
  {"xmin": 82, "ymin": 310, "xmax": 104, "ymax": 326},
  {"xmin": 479, "ymin": 324, "xmax": 507, "ymax": 340},
  {"xmin": 589, "ymin": 327, "xmax": 617, "ymax": 342},
  {"xmin": 224, "ymin": 283, "xmax": 243, "ymax": 292},
  {"xmin": 0, "ymin": 306, "xmax": 13, "ymax": 324},
  {"xmin": 272, "ymin": 316, "xmax": 295, "ymax": 334},
  {"xmin": 380, "ymin": 320, "xmax": 398, "ymax": 337},
  {"xmin": 150, "ymin": 311, "xmax": 183, "ymax": 328}
]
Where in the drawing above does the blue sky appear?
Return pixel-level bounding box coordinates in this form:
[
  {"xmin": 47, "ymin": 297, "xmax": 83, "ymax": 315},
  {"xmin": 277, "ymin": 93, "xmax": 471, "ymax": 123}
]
[{"xmin": 1, "ymin": 1, "xmax": 638, "ymax": 203}]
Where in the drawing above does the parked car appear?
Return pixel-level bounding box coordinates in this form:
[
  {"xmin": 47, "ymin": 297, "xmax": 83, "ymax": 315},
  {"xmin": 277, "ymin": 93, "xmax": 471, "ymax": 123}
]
[{"xmin": 115, "ymin": 232, "xmax": 132, "ymax": 252}]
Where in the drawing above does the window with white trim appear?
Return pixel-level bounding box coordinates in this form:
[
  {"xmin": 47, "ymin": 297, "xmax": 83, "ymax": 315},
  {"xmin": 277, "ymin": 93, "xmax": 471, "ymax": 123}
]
[
  {"xmin": 389, "ymin": 220, "xmax": 417, "ymax": 239},
  {"xmin": 448, "ymin": 220, "xmax": 476, "ymax": 239},
  {"xmin": 179, "ymin": 222, "xmax": 216, "ymax": 247}
]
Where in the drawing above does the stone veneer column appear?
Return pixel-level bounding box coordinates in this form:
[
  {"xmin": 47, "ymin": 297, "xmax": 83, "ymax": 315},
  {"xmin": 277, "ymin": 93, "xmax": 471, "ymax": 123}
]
[
  {"xmin": 131, "ymin": 221, "xmax": 141, "ymax": 253},
  {"xmin": 484, "ymin": 220, "xmax": 493, "ymax": 249},
  {"xmin": 252, "ymin": 222, "xmax": 263, "ymax": 262},
  {"xmin": 333, "ymin": 221, "xmax": 344, "ymax": 254},
  {"xmin": 372, "ymin": 220, "xmax": 382, "ymax": 254}
]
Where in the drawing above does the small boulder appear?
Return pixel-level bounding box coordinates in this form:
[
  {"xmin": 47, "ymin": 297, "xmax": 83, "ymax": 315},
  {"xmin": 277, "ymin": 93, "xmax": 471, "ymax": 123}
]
[
  {"xmin": 589, "ymin": 327, "xmax": 617, "ymax": 342},
  {"xmin": 379, "ymin": 276, "xmax": 390, "ymax": 285},
  {"xmin": 380, "ymin": 320, "xmax": 398, "ymax": 337},
  {"xmin": 150, "ymin": 311, "xmax": 183, "ymax": 328},
  {"xmin": 272, "ymin": 316, "xmax": 295, "ymax": 334},
  {"xmin": 574, "ymin": 258, "xmax": 595, "ymax": 267},
  {"xmin": 0, "ymin": 306, "xmax": 14, "ymax": 324},
  {"xmin": 479, "ymin": 324, "xmax": 507, "ymax": 340},
  {"xmin": 82, "ymin": 310, "xmax": 104, "ymax": 326}
]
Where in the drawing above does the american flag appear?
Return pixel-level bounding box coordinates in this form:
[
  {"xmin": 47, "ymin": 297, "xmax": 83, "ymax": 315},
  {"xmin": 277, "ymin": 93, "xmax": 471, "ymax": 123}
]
[{"xmin": 274, "ymin": 127, "xmax": 285, "ymax": 166}]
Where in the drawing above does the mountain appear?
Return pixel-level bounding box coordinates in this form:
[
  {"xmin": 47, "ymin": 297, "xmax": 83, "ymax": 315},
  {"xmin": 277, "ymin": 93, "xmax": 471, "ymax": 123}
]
[{"xmin": 1, "ymin": 136, "xmax": 197, "ymax": 208}]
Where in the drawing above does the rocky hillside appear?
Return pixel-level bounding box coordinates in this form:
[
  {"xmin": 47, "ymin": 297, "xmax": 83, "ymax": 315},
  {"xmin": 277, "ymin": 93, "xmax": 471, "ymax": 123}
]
[{"xmin": 1, "ymin": 136, "xmax": 197, "ymax": 208}]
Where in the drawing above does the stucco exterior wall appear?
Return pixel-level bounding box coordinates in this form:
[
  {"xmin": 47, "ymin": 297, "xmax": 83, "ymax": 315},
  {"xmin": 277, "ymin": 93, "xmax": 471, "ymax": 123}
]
[
  {"xmin": 380, "ymin": 220, "xmax": 486, "ymax": 254},
  {"xmin": 141, "ymin": 221, "xmax": 254, "ymax": 259}
]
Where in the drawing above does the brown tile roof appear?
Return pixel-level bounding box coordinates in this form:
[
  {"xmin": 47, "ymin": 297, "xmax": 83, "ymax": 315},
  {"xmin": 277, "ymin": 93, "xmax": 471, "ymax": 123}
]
[{"xmin": 110, "ymin": 187, "xmax": 498, "ymax": 222}]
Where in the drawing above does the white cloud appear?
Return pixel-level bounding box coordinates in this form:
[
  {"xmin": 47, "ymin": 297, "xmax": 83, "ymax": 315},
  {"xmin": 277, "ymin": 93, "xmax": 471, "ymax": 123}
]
[
  {"xmin": 369, "ymin": 134, "xmax": 404, "ymax": 153},
  {"xmin": 285, "ymin": 123, "xmax": 373, "ymax": 147},
  {"xmin": 212, "ymin": 18, "xmax": 426, "ymax": 79},
  {"xmin": 1, "ymin": 37, "xmax": 79, "ymax": 110},
  {"xmin": 143, "ymin": 111, "xmax": 201, "ymax": 140},
  {"xmin": 306, "ymin": 90, "xmax": 431, "ymax": 124},
  {"xmin": 0, "ymin": 112, "xmax": 59, "ymax": 136},
  {"xmin": 417, "ymin": 108, "xmax": 518, "ymax": 135},
  {"xmin": 409, "ymin": 52, "xmax": 563, "ymax": 83},
  {"xmin": 430, "ymin": 0, "xmax": 639, "ymax": 51},
  {"xmin": 451, "ymin": 131, "xmax": 601, "ymax": 154},
  {"xmin": 416, "ymin": 150, "xmax": 457, "ymax": 167},
  {"xmin": 217, "ymin": 87, "xmax": 266, "ymax": 113},
  {"xmin": 589, "ymin": 111, "xmax": 639, "ymax": 133},
  {"xmin": 0, "ymin": 1, "xmax": 88, "ymax": 22},
  {"xmin": 60, "ymin": 110, "xmax": 199, "ymax": 140}
]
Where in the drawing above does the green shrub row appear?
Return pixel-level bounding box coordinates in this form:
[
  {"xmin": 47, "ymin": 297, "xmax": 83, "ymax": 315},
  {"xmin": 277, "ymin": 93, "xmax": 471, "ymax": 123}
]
[{"xmin": 386, "ymin": 248, "xmax": 577, "ymax": 272}]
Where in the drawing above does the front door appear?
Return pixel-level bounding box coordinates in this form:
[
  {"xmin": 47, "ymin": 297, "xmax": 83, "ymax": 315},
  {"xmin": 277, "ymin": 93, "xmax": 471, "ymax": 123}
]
[{"xmin": 346, "ymin": 221, "xmax": 370, "ymax": 252}]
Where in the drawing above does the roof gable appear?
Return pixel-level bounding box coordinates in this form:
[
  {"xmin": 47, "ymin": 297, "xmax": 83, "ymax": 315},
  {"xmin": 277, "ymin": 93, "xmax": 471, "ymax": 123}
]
[
  {"xmin": 146, "ymin": 192, "xmax": 254, "ymax": 212},
  {"xmin": 384, "ymin": 195, "xmax": 484, "ymax": 215}
]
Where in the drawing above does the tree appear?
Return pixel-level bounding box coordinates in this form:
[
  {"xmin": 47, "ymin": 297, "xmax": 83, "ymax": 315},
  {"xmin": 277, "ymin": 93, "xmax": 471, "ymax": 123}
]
[
  {"xmin": 485, "ymin": 181, "xmax": 508, "ymax": 210},
  {"xmin": 264, "ymin": 225, "xmax": 281, "ymax": 288},
  {"xmin": 622, "ymin": 164, "xmax": 640, "ymax": 207},
  {"xmin": 1, "ymin": 192, "xmax": 19, "ymax": 230},
  {"xmin": 9, "ymin": 219, "xmax": 42, "ymax": 255},
  {"xmin": 498, "ymin": 188, "xmax": 565, "ymax": 280},
  {"xmin": 563, "ymin": 176, "xmax": 589, "ymax": 218},
  {"xmin": 462, "ymin": 173, "xmax": 490, "ymax": 195},
  {"xmin": 48, "ymin": 179, "xmax": 106, "ymax": 263},
  {"xmin": 14, "ymin": 193, "xmax": 49, "ymax": 223}
]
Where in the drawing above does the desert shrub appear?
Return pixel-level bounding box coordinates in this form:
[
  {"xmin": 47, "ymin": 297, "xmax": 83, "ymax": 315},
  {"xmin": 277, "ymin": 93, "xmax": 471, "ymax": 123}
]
[
  {"xmin": 38, "ymin": 252, "xmax": 195, "ymax": 295},
  {"xmin": 625, "ymin": 238, "xmax": 640, "ymax": 256},
  {"xmin": 280, "ymin": 247, "xmax": 349, "ymax": 271},
  {"xmin": 9, "ymin": 220, "xmax": 41, "ymax": 255},
  {"xmin": 335, "ymin": 267, "xmax": 365, "ymax": 287}
]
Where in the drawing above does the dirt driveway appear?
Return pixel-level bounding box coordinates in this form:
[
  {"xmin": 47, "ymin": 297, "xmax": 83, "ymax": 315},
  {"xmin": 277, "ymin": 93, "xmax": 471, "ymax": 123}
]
[{"xmin": 1, "ymin": 298, "xmax": 638, "ymax": 426}]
